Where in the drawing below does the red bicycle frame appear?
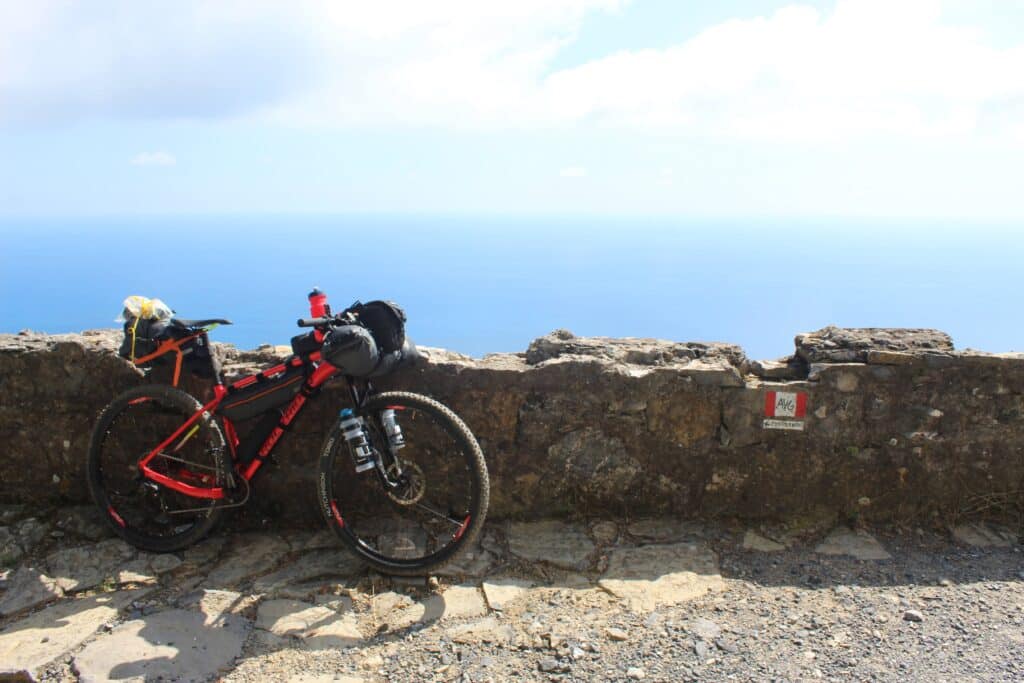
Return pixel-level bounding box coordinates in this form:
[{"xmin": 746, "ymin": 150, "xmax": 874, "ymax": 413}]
[
  {"xmin": 135, "ymin": 360, "xmax": 340, "ymax": 499},
  {"xmin": 133, "ymin": 288, "xmax": 346, "ymax": 500}
]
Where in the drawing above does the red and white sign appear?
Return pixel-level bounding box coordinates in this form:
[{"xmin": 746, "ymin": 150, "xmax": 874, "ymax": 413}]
[{"xmin": 764, "ymin": 391, "xmax": 807, "ymax": 418}]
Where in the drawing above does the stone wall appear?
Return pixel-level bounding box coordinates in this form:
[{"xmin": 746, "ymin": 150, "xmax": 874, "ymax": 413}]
[{"xmin": 2, "ymin": 327, "xmax": 1022, "ymax": 528}]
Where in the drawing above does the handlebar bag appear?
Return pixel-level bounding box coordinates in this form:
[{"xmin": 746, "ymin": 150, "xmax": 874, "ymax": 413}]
[
  {"xmin": 321, "ymin": 324, "xmax": 380, "ymax": 377},
  {"xmin": 217, "ymin": 364, "xmax": 306, "ymax": 422},
  {"xmin": 351, "ymin": 301, "xmax": 406, "ymax": 354},
  {"xmin": 369, "ymin": 337, "xmax": 422, "ymax": 377}
]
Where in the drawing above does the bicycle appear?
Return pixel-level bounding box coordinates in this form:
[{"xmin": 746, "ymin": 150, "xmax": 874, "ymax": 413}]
[{"xmin": 87, "ymin": 289, "xmax": 489, "ymax": 576}]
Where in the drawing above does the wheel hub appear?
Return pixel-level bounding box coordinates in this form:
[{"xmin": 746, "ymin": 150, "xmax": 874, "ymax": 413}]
[{"xmin": 386, "ymin": 460, "xmax": 426, "ymax": 506}]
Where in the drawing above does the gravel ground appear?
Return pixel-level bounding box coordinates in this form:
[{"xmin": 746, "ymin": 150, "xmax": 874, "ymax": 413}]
[{"xmin": 2, "ymin": 508, "xmax": 1023, "ymax": 683}]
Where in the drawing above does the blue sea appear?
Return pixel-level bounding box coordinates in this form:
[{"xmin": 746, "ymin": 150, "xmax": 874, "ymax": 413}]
[{"xmin": 1, "ymin": 215, "xmax": 1021, "ymax": 360}]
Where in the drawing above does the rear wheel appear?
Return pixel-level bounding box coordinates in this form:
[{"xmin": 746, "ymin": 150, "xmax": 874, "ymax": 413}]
[
  {"xmin": 87, "ymin": 384, "xmax": 231, "ymax": 553},
  {"xmin": 317, "ymin": 391, "xmax": 489, "ymax": 575}
]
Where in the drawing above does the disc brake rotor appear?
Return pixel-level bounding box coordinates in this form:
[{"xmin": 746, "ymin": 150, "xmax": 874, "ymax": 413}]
[{"xmin": 385, "ymin": 460, "xmax": 426, "ymax": 506}]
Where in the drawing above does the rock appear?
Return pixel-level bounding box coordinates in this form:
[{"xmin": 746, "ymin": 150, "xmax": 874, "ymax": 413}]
[
  {"xmin": 795, "ymin": 326, "xmax": 953, "ymax": 363},
  {"xmin": 742, "ymin": 530, "xmax": 785, "ymax": 552},
  {"xmin": 539, "ymin": 657, "xmax": 570, "ymax": 673},
  {"xmin": 591, "ymin": 521, "xmax": 619, "ymax": 545},
  {"xmin": 0, "ymin": 527, "xmax": 23, "ymax": 566},
  {"xmin": 481, "ymin": 579, "xmax": 533, "ymax": 611},
  {"xmin": 16, "ymin": 518, "xmax": 48, "ymax": 549},
  {"xmin": 55, "ymin": 506, "xmax": 113, "ymax": 541},
  {"xmin": 372, "ymin": 591, "xmax": 427, "ymax": 631},
  {"xmin": 252, "ymin": 549, "xmax": 361, "ymax": 594},
  {"xmin": 748, "ymin": 358, "xmax": 806, "ymax": 380},
  {"xmin": 445, "ymin": 616, "xmax": 515, "ymax": 645},
  {"xmin": 115, "ymin": 558, "xmax": 158, "ymax": 585},
  {"xmin": 689, "ymin": 618, "xmax": 722, "ymax": 641},
  {"xmin": 435, "ymin": 546, "xmax": 496, "ymax": 578},
  {"xmin": 903, "ymin": 610, "xmax": 924, "ymax": 623},
  {"xmin": 951, "ymin": 523, "xmax": 1016, "ymax": 548},
  {"xmin": 598, "ymin": 542, "xmax": 725, "ymax": 612},
  {"xmin": 0, "ymin": 568, "xmax": 64, "ymax": 616},
  {"xmin": 508, "ymin": 521, "xmax": 595, "ymax": 570},
  {"xmin": 605, "ymin": 627, "xmax": 629, "ymax": 641},
  {"xmin": 148, "ymin": 553, "xmax": 183, "ymax": 574},
  {"xmin": 181, "ymin": 535, "xmax": 228, "ymax": 568},
  {"xmin": 0, "ymin": 589, "xmax": 147, "ymax": 680},
  {"xmin": 74, "ymin": 608, "xmax": 248, "ymax": 682},
  {"xmin": 45, "ymin": 539, "xmax": 134, "ymax": 591},
  {"xmin": 422, "ymin": 584, "xmax": 488, "ymax": 621},
  {"xmin": 525, "ymin": 331, "xmax": 745, "ymax": 368},
  {"xmin": 627, "ymin": 666, "xmax": 646, "ymax": 680},
  {"xmin": 814, "ymin": 528, "xmax": 892, "ymax": 561},
  {"xmin": 205, "ymin": 533, "xmax": 289, "ymax": 587},
  {"xmin": 715, "ymin": 636, "xmax": 739, "ymax": 653}
]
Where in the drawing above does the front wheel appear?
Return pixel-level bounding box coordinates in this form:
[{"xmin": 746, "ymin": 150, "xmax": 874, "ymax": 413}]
[{"xmin": 317, "ymin": 391, "xmax": 489, "ymax": 575}]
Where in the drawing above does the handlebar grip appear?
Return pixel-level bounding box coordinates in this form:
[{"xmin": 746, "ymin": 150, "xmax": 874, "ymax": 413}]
[{"xmin": 297, "ymin": 317, "xmax": 331, "ymax": 328}]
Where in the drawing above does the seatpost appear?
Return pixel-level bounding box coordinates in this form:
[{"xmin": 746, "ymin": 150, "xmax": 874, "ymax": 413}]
[{"xmin": 308, "ymin": 288, "xmax": 330, "ymax": 341}]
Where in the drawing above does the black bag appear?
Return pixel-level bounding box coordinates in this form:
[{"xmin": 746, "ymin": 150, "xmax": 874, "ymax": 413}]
[
  {"xmin": 217, "ymin": 365, "xmax": 306, "ymax": 422},
  {"xmin": 290, "ymin": 331, "xmax": 321, "ymax": 358},
  {"xmin": 370, "ymin": 338, "xmax": 422, "ymax": 377},
  {"xmin": 118, "ymin": 317, "xmax": 174, "ymax": 365},
  {"xmin": 321, "ymin": 324, "xmax": 379, "ymax": 377},
  {"xmin": 351, "ymin": 301, "xmax": 406, "ymax": 354}
]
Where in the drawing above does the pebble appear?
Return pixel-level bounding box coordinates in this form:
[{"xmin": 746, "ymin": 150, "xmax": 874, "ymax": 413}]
[
  {"xmin": 904, "ymin": 610, "xmax": 925, "ymax": 623},
  {"xmin": 606, "ymin": 627, "xmax": 629, "ymax": 641},
  {"xmin": 538, "ymin": 657, "xmax": 570, "ymax": 673},
  {"xmin": 626, "ymin": 666, "xmax": 646, "ymax": 680}
]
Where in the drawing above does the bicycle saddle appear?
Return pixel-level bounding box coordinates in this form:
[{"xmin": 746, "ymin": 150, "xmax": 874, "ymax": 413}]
[{"xmin": 170, "ymin": 317, "xmax": 233, "ymax": 329}]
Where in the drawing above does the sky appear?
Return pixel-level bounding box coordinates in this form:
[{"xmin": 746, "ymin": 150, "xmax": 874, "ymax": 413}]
[{"xmin": 1, "ymin": 0, "xmax": 1023, "ymax": 219}]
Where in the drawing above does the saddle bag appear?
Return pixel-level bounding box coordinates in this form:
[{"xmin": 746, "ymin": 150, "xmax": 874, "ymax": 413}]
[
  {"xmin": 217, "ymin": 365, "xmax": 306, "ymax": 422},
  {"xmin": 118, "ymin": 316, "xmax": 175, "ymax": 366}
]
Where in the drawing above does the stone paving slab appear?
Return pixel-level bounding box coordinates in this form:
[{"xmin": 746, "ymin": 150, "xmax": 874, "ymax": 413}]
[
  {"xmin": 45, "ymin": 539, "xmax": 134, "ymax": 592},
  {"xmin": 204, "ymin": 534, "xmax": 290, "ymax": 588},
  {"xmin": 0, "ymin": 567, "xmax": 64, "ymax": 617},
  {"xmin": 508, "ymin": 521, "xmax": 595, "ymax": 570},
  {"xmin": 252, "ymin": 549, "xmax": 362, "ymax": 594},
  {"xmin": 598, "ymin": 542, "xmax": 725, "ymax": 612},
  {"xmin": 0, "ymin": 589, "xmax": 149, "ymax": 681},
  {"xmin": 256, "ymin": 599, "xmax": 361, "ymax": 649},
  {"xmin": 814, "ymin": 527, "xmax": 892, "ymax": 560},
  {"xmin": 74, "ymin": 608, "xmax": 249, "ymax": 683},
  {"xmin": 481, "ymin": 578, "xmax": 534, "ymax": 611}
]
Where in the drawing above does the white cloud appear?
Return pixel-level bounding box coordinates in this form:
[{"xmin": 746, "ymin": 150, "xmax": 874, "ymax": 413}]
[
  {"xmin": 559, "ymin": 166, "xmax": 588, "ymax": 177},
  {"xmin": 131, "ymin": 152, "xmax": 176, "ymax": 166},
  {"xmin": 2, "ymin": 0, "xmax": 1023, "ymax": 143}
]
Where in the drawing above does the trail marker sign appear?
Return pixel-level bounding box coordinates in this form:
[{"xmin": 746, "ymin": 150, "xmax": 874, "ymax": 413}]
[{"xmin": 763, "ymin": 391, "xmax": 807, "ymax": 431}]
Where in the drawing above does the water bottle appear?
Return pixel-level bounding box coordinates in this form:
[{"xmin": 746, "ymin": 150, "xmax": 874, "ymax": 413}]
[
  {"xmin": 380, "ymin": 409, "xmax": 405, "ymax": 451},
  {"xmin": 339, "ymin": 408, "xmax": 375, "ymax": 473}
]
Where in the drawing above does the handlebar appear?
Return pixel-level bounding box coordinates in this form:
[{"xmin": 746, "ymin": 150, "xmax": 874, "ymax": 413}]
[{"xmin": 297, "ymin": 316, "xmax": 333, "ymax": 328}]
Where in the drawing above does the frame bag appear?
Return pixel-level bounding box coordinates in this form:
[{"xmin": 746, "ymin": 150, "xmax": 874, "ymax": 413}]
[{"xmin": 217, "ymin": 365, "xmax": 306, "ymax": 422}]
